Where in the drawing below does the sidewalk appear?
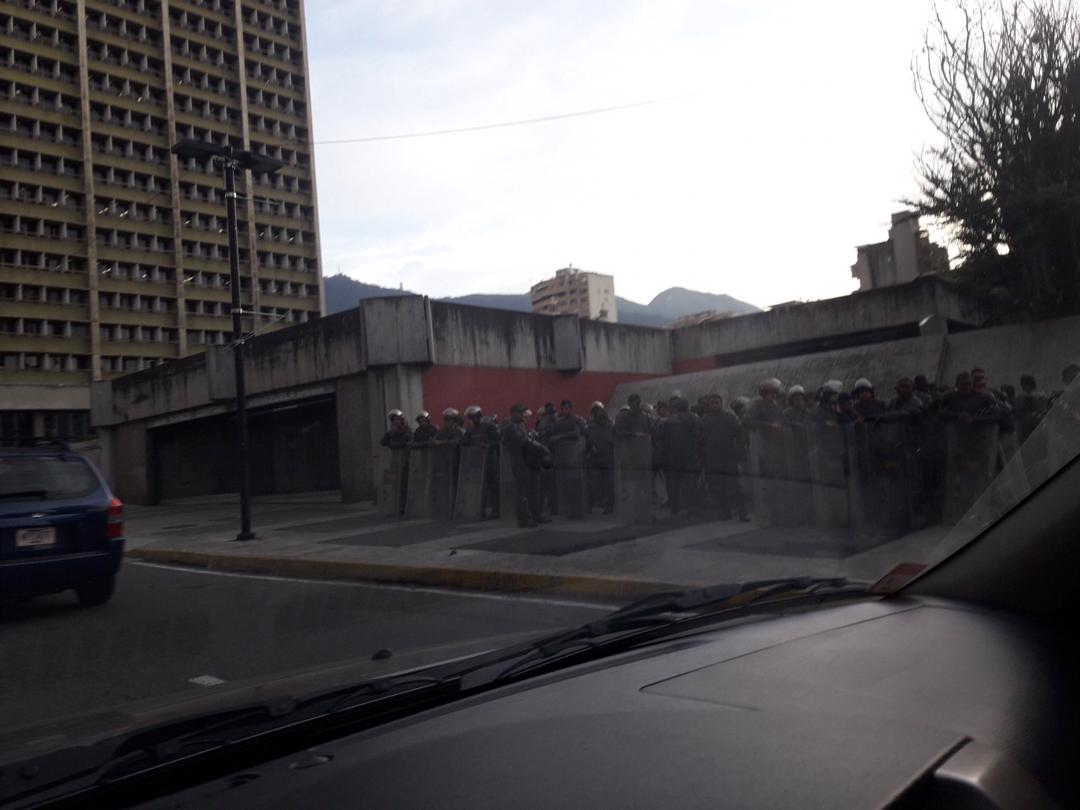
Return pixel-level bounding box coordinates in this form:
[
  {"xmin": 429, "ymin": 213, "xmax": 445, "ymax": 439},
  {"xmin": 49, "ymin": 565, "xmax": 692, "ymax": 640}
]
[{"xmin": 124, "ymin": 496, "xmax": 950, "ymax": 600}]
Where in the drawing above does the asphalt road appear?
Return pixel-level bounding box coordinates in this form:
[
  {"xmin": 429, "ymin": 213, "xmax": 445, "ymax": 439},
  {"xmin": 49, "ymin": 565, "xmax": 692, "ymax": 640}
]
[{"xmin": 0, "ymin": 561, "xmax": 611, "ymax": 731}]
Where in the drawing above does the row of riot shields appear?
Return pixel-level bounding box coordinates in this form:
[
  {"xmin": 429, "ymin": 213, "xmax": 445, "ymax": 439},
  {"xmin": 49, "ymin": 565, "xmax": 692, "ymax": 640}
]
[
  {"xmin": 745, "ymin": 418, "xmax": 1001, "ymax": 535},
  {"xmin": 376, "ymin": 445, "xmax": 479, "ymax": 520},
  {"xmin": 376, "ymin": 436, "xmax": 658, "ymax": 524}
]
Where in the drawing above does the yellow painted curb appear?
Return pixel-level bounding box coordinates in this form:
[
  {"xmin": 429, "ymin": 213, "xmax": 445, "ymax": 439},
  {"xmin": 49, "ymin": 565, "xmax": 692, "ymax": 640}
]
[{"xmin": 127, "ymin": 547, "xmax": 683, "ymax": 600}]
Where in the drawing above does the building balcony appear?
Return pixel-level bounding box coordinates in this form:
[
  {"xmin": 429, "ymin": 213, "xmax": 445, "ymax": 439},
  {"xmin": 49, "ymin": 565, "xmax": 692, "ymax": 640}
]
[
  {"xmin": 0, "ymin": 298, "xmax": 89, "ymax": 320},
  {"xmin": 99, "ymin": 339, "xmax": 179, "ymax": 358},
  {"xmin": 0, "ymin": 332, "xmax": 90, "ymax": 353}
]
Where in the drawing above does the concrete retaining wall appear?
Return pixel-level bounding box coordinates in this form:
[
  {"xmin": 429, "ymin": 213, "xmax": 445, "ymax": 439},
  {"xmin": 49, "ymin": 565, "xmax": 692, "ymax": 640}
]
[
  {"xmin": 671, "ymin": 276, "xmax": 984, "ymax": 369},
  {"xmin": 940, "ymin": 315, "xmax": 1080, "ymax": 393},
  {"xmin": 611, "ymin": 335, "xmax": 947, "ymax": 407}
]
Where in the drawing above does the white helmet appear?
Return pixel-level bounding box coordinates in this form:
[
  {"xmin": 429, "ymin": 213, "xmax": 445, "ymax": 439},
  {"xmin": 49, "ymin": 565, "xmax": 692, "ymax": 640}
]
[
  {"xmin": 464, "ymin": 405, "xmax": 482, "ymax": 418},
  {"xmin": 853, "ymin": 378, "xmax": 873, "ymax": 393},
  {"xmin": 761, "ymin": 378, "xmax": 782, "ymax": 393},
  {"xmin": 824, "ymin": 379, "xmax": 844, "ymax": 394},
  {"xmin": 442, "ymin": 407, "xmax": 459, "ymax": 419},
  {"xmin": 388, "ymin": 408, "xmax": 404, "ymax": 420},
  {"xmin": 416, "ymin": 410, "xmax": 430, "ymax": 422},
  {"xmin": 788, "ymin": 384, "xmax": 806, "ymax": 397},
  {"xmin": 733, "ymin": 396, "xmax": 751, "ymax": 408},
  {"xmin": 591, "ymin": 400, "xmax": 604, "ymax": 411}
]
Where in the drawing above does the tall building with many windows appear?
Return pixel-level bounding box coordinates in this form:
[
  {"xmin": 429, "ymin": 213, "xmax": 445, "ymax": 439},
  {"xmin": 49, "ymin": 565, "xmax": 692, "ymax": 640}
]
[{"xmin": 0, "ymin": 0, "xmax": 323, "ymax": 443}]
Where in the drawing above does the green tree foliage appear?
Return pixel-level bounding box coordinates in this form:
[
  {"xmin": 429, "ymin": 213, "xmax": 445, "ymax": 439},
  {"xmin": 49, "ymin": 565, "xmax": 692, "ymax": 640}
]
[{"xmin": 913, "ymin": 0, "xmax": 1080, "ymax": 319}]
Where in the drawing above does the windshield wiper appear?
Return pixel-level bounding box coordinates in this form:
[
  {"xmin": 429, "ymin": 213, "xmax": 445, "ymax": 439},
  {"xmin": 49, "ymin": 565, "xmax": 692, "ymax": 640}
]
[
  {"xmin": 3, "ymin": 676, "xmax": 460, "ymax": 809},
  {"xmin": 483, "ymin": 576, "xmax": 865, "ymax": 684}
]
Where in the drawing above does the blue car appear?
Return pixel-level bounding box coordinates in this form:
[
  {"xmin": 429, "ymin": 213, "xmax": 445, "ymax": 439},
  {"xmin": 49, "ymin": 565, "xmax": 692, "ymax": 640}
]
[{"xmin": 0, "ymin": 442, "xmax": 124, "ymax": 607}]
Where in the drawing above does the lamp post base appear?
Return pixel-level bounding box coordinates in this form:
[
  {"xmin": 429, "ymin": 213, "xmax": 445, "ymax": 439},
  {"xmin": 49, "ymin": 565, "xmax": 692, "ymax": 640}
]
[{"xmin": 234, "ymin": 531, "xmax": 256, "ymax": 542}]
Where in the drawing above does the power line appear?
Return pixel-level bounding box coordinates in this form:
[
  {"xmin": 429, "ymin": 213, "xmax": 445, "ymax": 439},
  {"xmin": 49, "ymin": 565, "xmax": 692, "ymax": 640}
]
[{"xmin": 313, "ymin": 98, "xmax": 666, "ymax": 146}]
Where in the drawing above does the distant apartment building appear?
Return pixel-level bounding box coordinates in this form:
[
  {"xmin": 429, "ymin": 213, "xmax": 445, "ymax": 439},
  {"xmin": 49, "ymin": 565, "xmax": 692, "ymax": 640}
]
[
  {"xmin": 851, "ymin": 211, "xmax": 949, "ymax": 292},
  {"xmin": 0, "ymin": 0, "xmax": 323, "ymax": 444},
  {"xmin": 530, "ymin": 267, "xmax": 617, "ymax": 323}
]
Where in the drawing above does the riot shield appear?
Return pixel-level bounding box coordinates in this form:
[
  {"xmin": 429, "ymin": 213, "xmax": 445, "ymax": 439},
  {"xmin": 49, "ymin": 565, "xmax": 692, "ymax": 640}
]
[
  {"xmin": 746, "ymin": 427, "xmax": 785, "ymax": 527},
  {"xmin": 375, "ymin": 448, "xmax": 408, "ymax": 519},
  {"xmin": 843, "ymin": 423, "xmax": 870, "ymax": 533},
  {"xmin": 403, "ymin": 445, "xmax": 456, "ymax": 519},
  {"xmin": 454, "ymin": 443, "xmax": 488, "ymax": 520},
  {"xmin": 781, "ymin": 423, "xmax": 813, "ymax": 526},
  {"xmin": 864, "ymin": 418, "xmax": 917, "ymax": 534},
  {"xmin": 553, "ymin": 436, "xmax": 588, "ymax": 519},
  {"xmin": 615, "ymin": 434, "xmax": 653, "ymax": 524},
  {"xmin": 942, "ymin": 422, "xmax": 999, "ymax": 525},
  {"xmin": 807, "ymin": 422, "xmax": 848, "ymax": 530},
  {"xmin": 499, "ymin": 444, "xmax": 518, "ymax": 521}
]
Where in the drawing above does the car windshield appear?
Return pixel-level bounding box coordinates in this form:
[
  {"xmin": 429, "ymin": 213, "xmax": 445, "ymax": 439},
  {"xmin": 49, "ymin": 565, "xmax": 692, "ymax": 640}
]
[
  {"xmin": 0, "ymin": 456, "xmax": 98, "ymax": 500},
  {"xmin": 3, "ymin": 0, "xmax": 1080, "ymax": 784}
]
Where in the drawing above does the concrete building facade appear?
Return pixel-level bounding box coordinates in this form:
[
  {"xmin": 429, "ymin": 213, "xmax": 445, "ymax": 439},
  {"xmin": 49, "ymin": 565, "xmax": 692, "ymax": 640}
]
[
  {"xmin": 530, "ymin": 267, "xmax": 617, "ymax": 323},
  {"xmin": 0, "ymin": 0, "xmax": 323, "ymax": 444},
  {"xmin": 851, "ymin": 211, "xmax": 949, "ymax": 291},
  {"xmin": 91, "ymin": 277, "xmax": 1004, "ymax": 506}
]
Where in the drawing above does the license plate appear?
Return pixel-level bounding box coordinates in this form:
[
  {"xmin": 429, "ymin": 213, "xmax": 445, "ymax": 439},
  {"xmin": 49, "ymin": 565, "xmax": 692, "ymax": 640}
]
[{"xmin": 15, "ymin": 527, "xmax": 56, "ymax": 548}]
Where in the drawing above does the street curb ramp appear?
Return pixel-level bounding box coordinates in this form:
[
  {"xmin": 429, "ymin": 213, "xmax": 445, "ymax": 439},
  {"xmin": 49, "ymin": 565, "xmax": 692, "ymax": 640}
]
[{"xmin": 126, "ymin": 547, "xmax": 684, "ymax": 601}]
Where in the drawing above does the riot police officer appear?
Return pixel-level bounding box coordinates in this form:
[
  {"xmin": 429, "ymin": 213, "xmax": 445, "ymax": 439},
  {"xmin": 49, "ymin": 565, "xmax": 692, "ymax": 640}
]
[
  {"xmin": 663, "ymin": 396, "xmax": 700, "ymax": 516},
  {"xmin": 411, "ymin": 410, "xmax": 438, "ymax": 445},
  {"xmin": 852, "ymin": 378, "xmax": 886, "ymax": 421},
  {"xmin": 586, "ymin": 403, "xmax": 615, "ymax": 514},
  {"xmin": 500, "ymin": 403, "xmax": 549, "ymax": 528},
  {"xmin": 434, "ymin": 408, "xmax": 465, "ymax": 444},
  {"xmin": 699, "ymin": 394, "xmax": 746, "ymax": 520},
  {"xmin": 379, "ymin": 409, "xmax": 413, "ymax": 449},
  {"xmin": 379, "ymin": 409, "xmax": 412, "ymax": 516},
  {"xmin": 462, "ymin": 405, "xmax": 500, "ymax": 519}
]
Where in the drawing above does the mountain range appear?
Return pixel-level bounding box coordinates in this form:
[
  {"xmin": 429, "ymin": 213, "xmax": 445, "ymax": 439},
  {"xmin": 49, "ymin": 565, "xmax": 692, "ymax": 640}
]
[{"xmin": 322, "ymin": 274, "xmax": 759, "ymax": 328}]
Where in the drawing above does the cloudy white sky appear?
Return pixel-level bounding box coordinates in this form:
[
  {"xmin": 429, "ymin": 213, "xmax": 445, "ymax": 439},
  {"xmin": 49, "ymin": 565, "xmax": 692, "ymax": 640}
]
[{"xmin": 305, "ymin": 0, "xmax": 943, "ymax": 309}]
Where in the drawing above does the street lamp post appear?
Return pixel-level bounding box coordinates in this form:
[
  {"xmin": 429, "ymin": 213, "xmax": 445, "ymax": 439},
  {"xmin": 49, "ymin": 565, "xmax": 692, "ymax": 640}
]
[{"xmin": 170, "ymin": 139, "xmax": 284, "ymax": 541}]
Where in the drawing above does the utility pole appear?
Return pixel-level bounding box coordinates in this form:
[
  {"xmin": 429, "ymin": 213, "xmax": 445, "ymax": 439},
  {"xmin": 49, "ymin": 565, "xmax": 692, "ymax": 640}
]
[{"xmin": 171, "ymin": 139, "xmax": 283, "ymax": 541}]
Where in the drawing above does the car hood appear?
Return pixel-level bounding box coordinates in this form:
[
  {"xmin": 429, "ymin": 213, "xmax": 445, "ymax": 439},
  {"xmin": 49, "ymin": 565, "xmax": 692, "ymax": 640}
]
[{"xmin": 153, "ymin": 597, "xmax": 1070, "ymax": 808}]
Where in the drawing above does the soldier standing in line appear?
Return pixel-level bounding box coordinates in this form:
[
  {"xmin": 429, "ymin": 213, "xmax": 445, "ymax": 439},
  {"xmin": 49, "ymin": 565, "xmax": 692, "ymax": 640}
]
[
  {"xmin": 836, "ymin": 392, "xmax": 861, "ymax": 425},
  {"xmin": 663, "ymin": 396, "xmax": 700, "ymax": 516},
  {"xmin": 379, "ymin": 409, "xmax": 412, "ymax": 449},
  {"xmin": 614, "ymin": 393, "xmax": 651, "ymax": 438},
  {"xmin": 586, "ymin": 403, "xmax": 615, "ymax": 514},
  {"xmin": 887, "ymin": 377, "xmax": 925, "ymax": 415},
  {"xmin": 939, "ymin": 372, "xmax": 998, "ymax": 424},
  {"xmin": 852, "ymin": 378, "xmax": 886, "ymax": 421},
  {"xmin": 1014, "ymin": 375, "xmax": 1050, "ymax": 444},
  {"xmin": 411, "ymin": 410, "xmax": 438, "ymax": 446},
  {"xmin": 433, "ymin": 408, "xmax": 465, "ymax": 444},
  {"xmin": 535, "ymin": 403, "xmax": 560, "ymax": 516},
  {"xmin": 462, "ymin": 405, "xmax": 500, "ymax": 520},
  {"xmin": 781, "ymin": 384, "xmax": 809, "ymax": 424},
  {"xmin": 500, "ymin": 403, "xmax": 549, "ymax": 528},
  {"xmin": 699, "ymin": 393, "xmax": 746, "ymax": 520},
  {"xmin": 379, "ymin": 409, "xmax": 413, "ymax": 516}
]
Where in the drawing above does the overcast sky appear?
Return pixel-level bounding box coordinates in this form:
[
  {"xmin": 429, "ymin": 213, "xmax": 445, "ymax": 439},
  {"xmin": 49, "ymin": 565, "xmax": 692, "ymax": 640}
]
[{"xmin": 305, "ymin": 0, "xmax": 942, "ymax": 309}]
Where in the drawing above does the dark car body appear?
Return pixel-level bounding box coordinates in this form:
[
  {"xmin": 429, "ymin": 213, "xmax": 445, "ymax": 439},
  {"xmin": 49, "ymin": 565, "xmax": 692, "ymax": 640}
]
[{"xmin": 0, "ymin": 445, "xmax": 123, "ymax": 604}]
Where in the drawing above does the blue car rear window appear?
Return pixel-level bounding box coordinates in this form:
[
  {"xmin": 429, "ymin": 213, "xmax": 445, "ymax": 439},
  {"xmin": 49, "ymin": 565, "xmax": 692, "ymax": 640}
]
[{"xmin": 0, "ymin": 456, "xmax": 99, "ymax": 500}]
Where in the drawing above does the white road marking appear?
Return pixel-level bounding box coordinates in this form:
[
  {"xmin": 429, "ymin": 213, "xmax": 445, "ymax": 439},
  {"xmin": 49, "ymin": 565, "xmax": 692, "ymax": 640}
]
[
  {"xmin": 130, "ymin": 560, "xmax": 617, "ymax": 611},
  {"xmin": 188, "ymin": 674, "xmax": 227, "ymax": 687}
]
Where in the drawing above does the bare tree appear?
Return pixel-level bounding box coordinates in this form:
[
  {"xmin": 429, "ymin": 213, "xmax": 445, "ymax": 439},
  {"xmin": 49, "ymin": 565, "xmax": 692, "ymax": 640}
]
[{"xmin": 913, "ymin": 0, "xmax": 1080, "ymax": 318}]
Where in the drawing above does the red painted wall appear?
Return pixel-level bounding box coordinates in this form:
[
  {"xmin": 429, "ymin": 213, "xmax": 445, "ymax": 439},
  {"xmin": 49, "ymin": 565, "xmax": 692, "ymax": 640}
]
[
  {"xmin": 420, "ymin": 366, "xmax": 661, "ymax": 421},
  {"xmin": 671, "ymin": 356, "xmax": 717, "ymax": 376}
]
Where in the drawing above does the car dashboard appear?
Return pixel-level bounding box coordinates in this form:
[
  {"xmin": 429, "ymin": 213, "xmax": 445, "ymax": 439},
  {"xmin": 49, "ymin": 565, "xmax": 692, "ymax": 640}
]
[{"xmin": 149, "ymin": 596, "xmax": 1074, "ymax": 808}]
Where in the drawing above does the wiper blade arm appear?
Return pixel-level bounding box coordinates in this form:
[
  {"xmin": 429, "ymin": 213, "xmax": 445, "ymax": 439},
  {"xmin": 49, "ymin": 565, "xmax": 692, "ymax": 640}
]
[{"xmin": 489, "ymin": 577, "xmax": 863, "ymax": 684}]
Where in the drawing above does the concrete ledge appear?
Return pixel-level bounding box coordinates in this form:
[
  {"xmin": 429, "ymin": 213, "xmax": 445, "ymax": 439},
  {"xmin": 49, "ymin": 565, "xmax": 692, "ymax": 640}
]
[{"xmin": 126, "ymin": 547, "xmax": 683, "ymax": 601}]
